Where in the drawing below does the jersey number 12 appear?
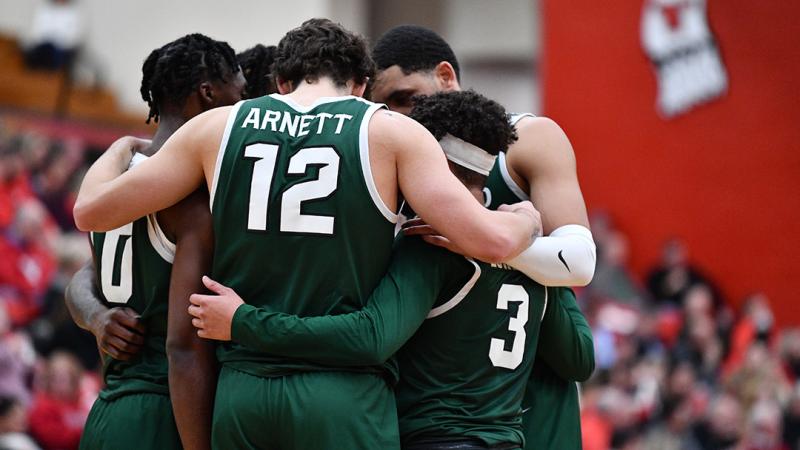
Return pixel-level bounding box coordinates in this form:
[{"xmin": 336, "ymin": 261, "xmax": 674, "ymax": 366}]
[{"xmin": 245, "ymin": 143, "xmax": 339, "ymax": 234}]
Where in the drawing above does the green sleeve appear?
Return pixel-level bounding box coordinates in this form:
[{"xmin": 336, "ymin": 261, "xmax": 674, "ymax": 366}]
[
  {"xmin": 535, "ymin": 287, "xmax": 595, "ymax": 381},
  {"xmin": 230, "ymin": 236, "xmax": 469, "ymax": 366}
]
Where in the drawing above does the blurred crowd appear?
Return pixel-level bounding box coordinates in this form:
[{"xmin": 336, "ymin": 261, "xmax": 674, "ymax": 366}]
[
  {"xmin": 579, "ymin": 213, "xmax": 800, "ymax": 450},
  {"xmin": 1, "ymin": 120, "xmax": 798, "ymax": 450}
]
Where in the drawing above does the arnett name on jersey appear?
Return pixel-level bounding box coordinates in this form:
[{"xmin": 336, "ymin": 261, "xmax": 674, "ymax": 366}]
[{"xmin": 241, "ymin": 107, "xmax": 354, "ymax": 137}]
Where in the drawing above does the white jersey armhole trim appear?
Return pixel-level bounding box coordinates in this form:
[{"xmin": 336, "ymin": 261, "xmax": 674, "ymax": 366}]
[
  {"xmin": 210, "ymin": 100, "xmax": 244, "ymax": 212},
  {"xmin": 427, "ymin": 258, "xmax": 481, "ymax": 319},
  {"xmin": 509, "ymin": 112, "xmax": 537, "ymax": 126},
  {"xmin": 541, "ymin": 286, "xmax": 549, "ymax": 321},
  {"xmin": 359, "ymin": 104, "xmax": 398, "ymax": 223},
  {"xmin": 146, "ymin": 214, "xmax": 175, "ymax": 264},
  {"xmin": 497, "ymin": 152, "xmax": 530, "ymax": 201}
]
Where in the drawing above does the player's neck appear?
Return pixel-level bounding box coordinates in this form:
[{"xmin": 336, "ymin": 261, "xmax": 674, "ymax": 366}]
[
  {"xmin": 285, "ymin": 78, "xmax": 354, "ymax": 106},
  {"xmin": 147, "ymin": 115, "xmax": 187, "ymax": 155}
]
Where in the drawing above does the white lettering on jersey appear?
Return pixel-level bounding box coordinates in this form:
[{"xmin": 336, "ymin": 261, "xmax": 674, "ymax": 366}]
[{"xmin": 241, "ymin": 109, "xmax": 354, "ymax": 137}]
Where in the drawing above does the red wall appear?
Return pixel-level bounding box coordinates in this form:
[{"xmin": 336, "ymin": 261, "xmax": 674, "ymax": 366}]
[{"xmin": 542, "ymin": 0, "xmax": 800, "ymax": 324}]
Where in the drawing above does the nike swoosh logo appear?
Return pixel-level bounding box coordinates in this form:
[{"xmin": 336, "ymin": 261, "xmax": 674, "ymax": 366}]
[{"xmin": 558, "ymin": 250, "xmax": 571, "ymax": 272}]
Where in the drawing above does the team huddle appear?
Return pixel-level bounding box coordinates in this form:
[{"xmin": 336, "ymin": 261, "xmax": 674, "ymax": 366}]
[{"xmin": 68, "ymin": 19, "xmax": 597, "ymax": 450}]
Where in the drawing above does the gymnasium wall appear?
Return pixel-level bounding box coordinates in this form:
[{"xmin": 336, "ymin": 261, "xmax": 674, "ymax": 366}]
[{"xmin": 542, "ymin": 0, "xmax": 800, "ymax": 323}]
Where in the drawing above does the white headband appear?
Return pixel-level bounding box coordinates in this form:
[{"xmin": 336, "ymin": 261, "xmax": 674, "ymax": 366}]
[{"xmin": 438, "ymin": 134, "xmax": 496, "ymax": 176}]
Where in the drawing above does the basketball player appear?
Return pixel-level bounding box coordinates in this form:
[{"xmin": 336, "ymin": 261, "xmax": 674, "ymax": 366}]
[
  {"xmin": 369, "ymin": 25, "xmax": 595, "ymax": 449},
  {"xmin": 189, "ymin": 90, "xmax": 552, "ymax": 450},
  {"xmin": 65, "ymin": 34, "xmax": 245, "ymax": 450},
  {"xmin": 236, "ymin": 44, "xmax": 277, "ymax": 98},
  {"xmin": 72, "ymin": 19, "xmax": 539, "ymax": 450}
]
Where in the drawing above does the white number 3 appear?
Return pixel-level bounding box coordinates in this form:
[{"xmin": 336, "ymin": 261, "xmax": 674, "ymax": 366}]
[{"xmin": 489, "ymin": 284, "xmax": 529, "ymax": 370}]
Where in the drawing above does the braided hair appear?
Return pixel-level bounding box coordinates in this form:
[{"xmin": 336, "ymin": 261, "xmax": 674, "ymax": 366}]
[
  {"xmin": 237, "ymin": 44, "xmax": 278, "ymax": 98},
  {"xmin": 140, "ymin": 33, "xmax": 239, "ymax": 124}
]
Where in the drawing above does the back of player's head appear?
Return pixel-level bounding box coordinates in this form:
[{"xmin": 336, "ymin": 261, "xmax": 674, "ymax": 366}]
[
  {"xmin": 372, "ymin": 25, "xmax": 460, "ymax": 80},
  {"xmin": 237, "ymin": 44, "xmax": 278, "ymax": 99},
  {"xmin": 140, "ymin": 33, "xmax": 239, "ymax": 124},
  {"xmin": 410, "ymin": 90, "xmax": 516, "ymax": 156},
  {"xmin": 274, "ymin": 18, "xmax": 374, "ymax": 89},
  {"xmin": 410, "ymin": 90, "xmax": 516, "ymax": 187}
]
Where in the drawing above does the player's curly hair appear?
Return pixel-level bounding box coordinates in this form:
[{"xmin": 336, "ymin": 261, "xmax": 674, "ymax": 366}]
[
  {"xmin": 273, "ymin": 18, "xmax": 374, "ymax": 89},
  {"xmin": 409, "ymin": 90, "xmax": 517, "ymax": 156},
  {"xmin": 140, "ymin": 34, "xmax": 239, "ymax": 124},
  {"xmin": 372, "ymin": 25, "xmax": 460, "ymax": 80},
  {"xmin": 237, "ymin": 44, "xmax": 278, "ymax": 99}
]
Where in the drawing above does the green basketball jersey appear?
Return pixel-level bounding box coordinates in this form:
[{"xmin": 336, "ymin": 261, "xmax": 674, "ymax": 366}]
[
  {"xmin": 396, "ymin": 257, "xmax": 547, "ymax": 447},
  {"xmin": 210, "ymin": 94, "xmax": 397, "ymax": 378},
  {"xmin": 485, "ymin": 113, "xmax": 587, "ymax": 449},
  {"xmin": 90, "ymin": 210, "xmax": 174, "ymax": 401}
]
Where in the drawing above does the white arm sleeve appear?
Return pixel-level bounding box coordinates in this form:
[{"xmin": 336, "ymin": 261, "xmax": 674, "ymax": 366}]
[{"xmin": 506, "ymin": 224, "xmax": 596, "ymax": 287}]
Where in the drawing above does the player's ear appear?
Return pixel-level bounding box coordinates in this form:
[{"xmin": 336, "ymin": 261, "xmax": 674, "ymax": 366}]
[
  {"xmin": 350, "ymin": 78, "xmax": 367, "ymax": 98},
  {"xmin": 434, "ymin": 61, "xmax": 459, "ymax": 91},
  {"xmin": 198, "ymin": 81, "xmax": 215, "ymax": 108},
  {"xmin": 276, "ymin": 76, "xmax": 294, "ymax": 95}
]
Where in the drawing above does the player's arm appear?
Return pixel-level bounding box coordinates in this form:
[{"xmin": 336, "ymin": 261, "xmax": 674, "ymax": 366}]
[
  {"xmin": 537, "ymin": 287, "xmax": 594, "ymax": 381},
  {"xmin": 503, "ymin": 117, "xmax": 596, "ymax": 286},
  {"xmin": 73, "ymin": 108, "xmax": 229, "ymax": 232},
  {"xmin": 191, "ymin": 237, "xmax": 462, "ymax": 366},
  {"xmin": 375, "ymin": 111, "xmax": 539, "ymax": 263},
  {"xmin": 162, "ymin": 189, "xmax": 217, "ymax": 450},
  {"xmin": 64, "ymin": 259, "xmax": 145, "ymax": 360}
]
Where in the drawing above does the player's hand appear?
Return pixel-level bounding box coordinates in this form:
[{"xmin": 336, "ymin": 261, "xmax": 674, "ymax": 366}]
[
  {"xmin": 499, "ymin": 201, "xmax": 543, "ymax": 238},
  {"xmin": 188, "ymin": 276, "xmax": 244, "ymax": 341},
  {"xmin": 402, "ymin": 218, "xmax": 468, "ymax": 256},
  {"xmin": 91, "ymin": 307, "xmax": 146, "ymax": 361}
]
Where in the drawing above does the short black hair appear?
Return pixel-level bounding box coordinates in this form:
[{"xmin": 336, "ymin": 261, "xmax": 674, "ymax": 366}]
[
  {"xmin": 274, "ymin": 18, "xmax": 374, "ymax": 89},
  {"xmin": 140, "ymin": 33, "xmax": 239, "ymax": 124},
  {"xmin": 410, "ymin": 90, "xmax": 517, "ymax": 156},
  {"xmin": 373, "ymin": 25, "xmax": 460, "ymax": 80},
  {"xmin": 237, "ymin": 44, "xmax": 278, "ymax": 99}
]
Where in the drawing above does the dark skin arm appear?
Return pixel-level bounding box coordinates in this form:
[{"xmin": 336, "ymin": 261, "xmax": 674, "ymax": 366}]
[
  {"xmin": 64, "ymin": 259, "xmax": 145, "ymax": 360},
  {"xmin": 162, "ymin": 189, "xmax": 216, "ymax": 450}
]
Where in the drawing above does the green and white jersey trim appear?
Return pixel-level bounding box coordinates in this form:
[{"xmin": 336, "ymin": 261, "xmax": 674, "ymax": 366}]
[
  {"xmin": 497, "ymin": 152, "xmax": 529, "ymax": 201},
  {"xmin": 509, "ymin": 112, "xmax": 536, "ymax": 126},
  {"xmin": 358, "ymin": 102, "xmax": 397, "ymax": 223},
  {"xmin": 427, "ymin": 258, "xmax": 481, "ymax": 319},
  {"xmin": 210, "ymin": 100, "xmax": 245, "ymax": 212},
  {"xmin": 146, "ymin": 214, "xmax": 175, "ymax": 263}
]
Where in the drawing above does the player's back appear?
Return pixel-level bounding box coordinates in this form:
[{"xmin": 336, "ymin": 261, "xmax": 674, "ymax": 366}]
[
  {"xmin": 211, "ymin": 93, "xmax": 396, "ymax": 377},
  {"xmin": 396, "ymin": 257, "xmax": 547, "ymax": 448},
  {"xmin": 90, "ymin": 191, "xmax": 174, "ymax": 400}
]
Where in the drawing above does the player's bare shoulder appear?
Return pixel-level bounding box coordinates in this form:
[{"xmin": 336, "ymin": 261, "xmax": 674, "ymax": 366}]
[
  {"xmin": 368, "ymin": 108, "xmax": 431, "ymax": 153},
  {"xmin": 507, "ymin": 115, "xmax": 577, "ymax": 178}
]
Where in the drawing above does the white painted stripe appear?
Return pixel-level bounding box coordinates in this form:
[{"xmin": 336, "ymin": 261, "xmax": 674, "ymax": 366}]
[
  {"xmin": 497, "ymin": 152, "xmax": 529, "ymax": 201},
  {"xmin": 359, "ymin": 104, "xmax": 397, "ymax": 223},
  {"xmin": 210, "ymin": 101, "xmax": 244, "ymax": 212},
  {"xmin": 146, "ymin": 214, "xmax": 175, "ymax": 264},
  {"xmin": 427, "ymin": 259, "xmax": 481, "ymax": 319}
]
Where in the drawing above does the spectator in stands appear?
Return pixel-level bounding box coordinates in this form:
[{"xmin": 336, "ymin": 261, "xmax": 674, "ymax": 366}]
[
  {"xmin": 584, "ymin": 222, "xmax": 648, "ymax": 307},
  {"xmin": 23, "ymin": 0, "xmax": 85, "ymax": 71},
  {"xmin": 0, "ymin": 201, "xmax": 57, "ymax": 326},
  {"xmin": 0, "ymin": 304, "xmax": 35, "ymax": 406},
  {"xmin": 740, "ymin": 400, "xmax": 787, "ymax": 450},
  {"xmin": 0, "ymin": 396, "xmax": 40, "ymax": 450},
  {"xmin": 27, "ymin": 351, "xmax": 87, "ymax": 450},
  {"xmin": 782, "ymin": 386, "xmax": 800, "ymax": 450},
  {"xmin": 647, "ymin": 238, "xmax": 722, "ymax": 307},
  {"xmin": 691, "ymin": 393, "xmax": 743, "ymax": 450}
]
